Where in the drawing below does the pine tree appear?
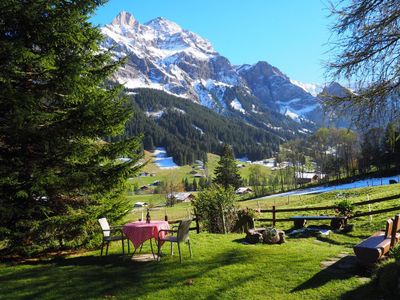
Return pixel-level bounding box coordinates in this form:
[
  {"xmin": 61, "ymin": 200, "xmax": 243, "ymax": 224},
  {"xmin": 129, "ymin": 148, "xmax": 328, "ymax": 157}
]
[
  {"xmin": 198, "ymin": 177, "xmax": 206, "ymax": 190},
  {"xmin": 0, "ymin": 1, "xmax": 143, "ymax": 254},
  {"xmin": 192, "ymin": 178, "xmax": 198, "ymax": 191},
  {"xmin": 213, "ymin": 144, "xmax": 242, "ymax": 189},
  {"xmin": 184, "ymin": 177, "xmax": 191, "ymax": 191}
]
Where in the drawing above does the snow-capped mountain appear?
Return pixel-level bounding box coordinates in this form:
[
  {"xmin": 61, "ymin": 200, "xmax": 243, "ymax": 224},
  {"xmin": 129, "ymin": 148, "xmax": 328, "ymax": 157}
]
[
  {"xmin": 101, "ymin": 11, "xmax": 339, "ymax": 129},
  {"xmin": 290, "ymin": 80, "xmax": 323, "ymax": 97},
  {"xmin": 102, "ymin": 11, "xmax": 245, "ymax": 110}
]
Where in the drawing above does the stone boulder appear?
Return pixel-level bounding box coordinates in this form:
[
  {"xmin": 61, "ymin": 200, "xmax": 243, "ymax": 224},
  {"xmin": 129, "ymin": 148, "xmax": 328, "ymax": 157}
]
[
  {"xmin": 263, "ymin": 227, "xmax": 285, "ymax": 244},
  {"xmin": 245, "ymin": 229, "xmax": 263, "ymax": 244}
]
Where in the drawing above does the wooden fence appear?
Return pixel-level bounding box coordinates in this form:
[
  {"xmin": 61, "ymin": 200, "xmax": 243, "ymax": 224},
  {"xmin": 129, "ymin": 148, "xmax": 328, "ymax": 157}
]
[
  {"xmin": 166, "ymin": 194, "xmax": 400, "ymax": 232},
  {"xmin": 168, "ymin": 217, "xmax": 200, "ymax": 234},
  {"xmin": 255, "ymin": 194, "xmax": 400, "ymax": 226}
]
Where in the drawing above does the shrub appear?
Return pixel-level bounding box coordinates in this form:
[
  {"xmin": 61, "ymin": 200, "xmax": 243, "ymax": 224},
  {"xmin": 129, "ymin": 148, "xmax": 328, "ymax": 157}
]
[
  {"xmin": 193, "ymin": 184, "xmax": 238, "ymax": 233},
  {"xmin": 390, "ymin": 244, "xmax": 400, "ymax": 262}
]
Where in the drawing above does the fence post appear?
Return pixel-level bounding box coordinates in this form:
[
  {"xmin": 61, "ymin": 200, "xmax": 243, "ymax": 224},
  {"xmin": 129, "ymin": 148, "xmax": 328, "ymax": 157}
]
[
  {"xmin": 272, "ymin": 205, "xmax": 276, "ymax": 227},
  {"xmin": 194, "ymin": 209, "xmax": 200, "ymax": 234},
  {"xmin": 368, "ymin": 204, "xmax": 372, "ymax": 223}
]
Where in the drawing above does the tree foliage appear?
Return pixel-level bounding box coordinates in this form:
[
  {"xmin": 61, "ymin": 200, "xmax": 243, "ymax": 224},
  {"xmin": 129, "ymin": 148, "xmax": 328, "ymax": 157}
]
[
  {"xmin": 192, "ymin": 184, "xmax": 237, "ymax": 234},
  {"xmin": 213, "ymin": 144, "xmax": 242, "ymax": 189},
  {"xmin": 328, "ymin": 0, "xmax": 400, "ymax": 123},
  {"xmin": 124, "ymin": 88, "xmax": 281, "ymax": 165},
  {"xmin": 0, "ymin": 1, "xmax": 143, "ymax": 255}
]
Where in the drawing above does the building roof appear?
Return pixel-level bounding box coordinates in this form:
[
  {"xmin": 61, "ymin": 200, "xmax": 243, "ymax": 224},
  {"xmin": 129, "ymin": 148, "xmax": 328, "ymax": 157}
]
[
  {"xmin": 295, "ymin": 172, "xmax": 326, "ymax": 179},
  {"xmin": 236, "ymin": 187, "xmax": 253, "ymax": 193},
  {"xmin": 167, "ymin": 192, "xmax": 194, "ymax": 201}
]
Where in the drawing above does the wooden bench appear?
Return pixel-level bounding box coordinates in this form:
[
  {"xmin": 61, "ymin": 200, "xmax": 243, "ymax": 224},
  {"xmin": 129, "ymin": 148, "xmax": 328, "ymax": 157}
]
[
  {"xmin": 353, "ymin": 214, "xmax": 400, "ymax": 264},
  {"xmin": 290, "ymin": 215, "xmax": 347, "ymax": 230}
]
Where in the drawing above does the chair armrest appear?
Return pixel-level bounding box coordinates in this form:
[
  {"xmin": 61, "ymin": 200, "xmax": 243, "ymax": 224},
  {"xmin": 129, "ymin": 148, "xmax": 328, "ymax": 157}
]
[
  {"xmin": 158, "ymin": 229, "xmax": 178, "ymax": 240},
  {"xmin": 103, "ymin": 227, "xmax": 123, "ymax": 235}
]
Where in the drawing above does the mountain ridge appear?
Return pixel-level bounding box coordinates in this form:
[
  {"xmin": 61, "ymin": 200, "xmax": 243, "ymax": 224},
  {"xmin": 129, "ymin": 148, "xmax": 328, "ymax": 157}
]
[
  {"xmin": 102, "ymin": 11, "xmax": 353, "ymax": 163},
  {"xmin": 101, "ymin": 11, "xmax": 332, "ymax": 127}
]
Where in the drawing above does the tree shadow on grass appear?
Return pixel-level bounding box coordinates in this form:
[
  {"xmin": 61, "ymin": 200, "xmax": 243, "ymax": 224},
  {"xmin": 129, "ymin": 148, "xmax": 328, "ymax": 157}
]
[
  {"xmin": 291, "ymin": 255, "xmax": 369, "ymax": 294},
  {"xmin": 340, "ymin": 280, "xmax": 382, "ymax": 300},
  {"xmin": 0, "ymin": 248, "xmax": 254, "ymax": 300}
]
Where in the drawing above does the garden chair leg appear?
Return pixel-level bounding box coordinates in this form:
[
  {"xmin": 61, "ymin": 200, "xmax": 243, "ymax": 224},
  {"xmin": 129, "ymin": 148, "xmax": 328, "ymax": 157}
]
[
  {"xmin": 106, "ymin": 242, "xmax": 109, "ymax": 256},
  {"xmin": 127, "ymin": 239, "xmax": 130, "ymax": 254},
  {"xmin": 157, "ymin": 239, "xmax": 161, "ymax": 261},
  {"xmin": 188, "ymin": 240, "xmax": 192, "ymax": 258},
  {"xmin": 122, "ymin": 238, "xmax": 125, "ymax": 255},
  {"xmin": 139, "ymin": 243, "xmax": 143, "ymax": 253},
  {"xmin": 177, "ymin": 242, "xmax": 182, "ymax": 263}
]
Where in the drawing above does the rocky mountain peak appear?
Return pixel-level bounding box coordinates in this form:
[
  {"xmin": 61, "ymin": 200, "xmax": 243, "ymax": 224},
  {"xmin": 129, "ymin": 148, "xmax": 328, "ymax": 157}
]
[
  {"xmin": 145, "ymin": 17, "xmax": 182, "ymax": 34},
  {"xmin": 320, "ymin": 82, "xmax": 351, "ymax": 98},
  {"xmin": 101, "ymin": 12, "xmax": 336, "ymax": 130},
  {"xmin": 253, "ymin": 61, "xmax": 288, "ymax": 79},
  {"xmin": 111, "ymin": 11, "xmax": 136, "ymax": 27}
]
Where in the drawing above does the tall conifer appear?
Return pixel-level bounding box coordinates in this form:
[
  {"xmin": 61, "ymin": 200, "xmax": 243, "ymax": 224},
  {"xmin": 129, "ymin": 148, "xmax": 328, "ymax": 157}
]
[
  {"xmin": 0, "ymin": 1, "xmax": 142, "ymax": 254},
  {"xmin": 213, "ymin": 144, "xmax": 242, "ymax": 189}
]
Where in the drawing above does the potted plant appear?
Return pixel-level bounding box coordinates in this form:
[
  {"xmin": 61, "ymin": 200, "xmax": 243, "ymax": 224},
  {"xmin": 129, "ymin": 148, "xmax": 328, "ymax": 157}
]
[{"xmin": 334, "ymin": 199, "xmax": 354, "ymax": 217}]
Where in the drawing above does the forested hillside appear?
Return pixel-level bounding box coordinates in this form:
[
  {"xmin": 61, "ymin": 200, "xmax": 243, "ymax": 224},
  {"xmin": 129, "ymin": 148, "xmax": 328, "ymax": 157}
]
[{"xmin": 124, "ymin": 89, "xmax": 289, "ymax": 164}]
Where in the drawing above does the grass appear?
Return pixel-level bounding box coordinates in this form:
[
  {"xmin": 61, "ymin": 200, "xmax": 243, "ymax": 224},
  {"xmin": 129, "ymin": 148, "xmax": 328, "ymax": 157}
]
[
  {"xmin": 2, "ymin": 184, "xmax": 400, "ymax": 299},
  {"xmin": 0, "ymin": 231, "xmax": 386, "ymax": 300}
]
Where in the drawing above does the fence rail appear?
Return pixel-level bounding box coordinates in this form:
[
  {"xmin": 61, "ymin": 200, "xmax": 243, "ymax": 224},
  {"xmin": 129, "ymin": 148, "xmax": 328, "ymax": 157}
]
[
  {"xmin": 168, "ymin": 217, "xmax": 200, "ymax": 234},
  {"xmin": 350, "ymin": 205, "xmax": 400, "ymax": 219},
  {"xmin": 255, "ymin": 194, "xmax": 400, "ymax": 226}
]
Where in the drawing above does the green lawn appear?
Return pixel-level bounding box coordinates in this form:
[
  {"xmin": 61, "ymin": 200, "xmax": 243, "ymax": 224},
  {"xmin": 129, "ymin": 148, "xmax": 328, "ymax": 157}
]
[
  {"xmin": 0, "ymin": 231, "xmax": 387, "ymax": 300},
  {"xmin": 2, "ymin": 184, "xmax": 400, "ymax": 299}
]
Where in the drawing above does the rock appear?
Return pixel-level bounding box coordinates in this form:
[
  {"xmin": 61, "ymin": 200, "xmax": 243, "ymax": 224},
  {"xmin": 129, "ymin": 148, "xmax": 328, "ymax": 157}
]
[
  {"xmin": 245, "ymin": 230, "xmax": 263, "ymax": 244},
  {"xmin": 262, "ymin": 228, "xmax": 285, "ymax": 244}
]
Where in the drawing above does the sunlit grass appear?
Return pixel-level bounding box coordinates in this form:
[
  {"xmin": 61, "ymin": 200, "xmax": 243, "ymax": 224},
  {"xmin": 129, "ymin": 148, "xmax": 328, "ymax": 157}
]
[{"xmin": 2, "ymin": 184, "xmax": 400, "ymax": 299}]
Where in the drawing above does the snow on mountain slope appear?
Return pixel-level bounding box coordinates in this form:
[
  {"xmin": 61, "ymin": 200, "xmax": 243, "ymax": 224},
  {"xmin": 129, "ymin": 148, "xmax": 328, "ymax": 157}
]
[
  {"xmin": 237, "ymin": 62, "xmax": 323, "ymax": 124},
  {"xmin": 230, "ymin": 98, "xmax": 246, "ymax": 114},
  {"xmin": 102, "ymin": 11, "xmax": 243, "ymax": 108},
  {"xmin": 101, "ymin": 11, "xmax": 346, "ymax": 131},
  {"xmin": 290, "ymin": 79, "xmax": 323, "ymax": 97}
]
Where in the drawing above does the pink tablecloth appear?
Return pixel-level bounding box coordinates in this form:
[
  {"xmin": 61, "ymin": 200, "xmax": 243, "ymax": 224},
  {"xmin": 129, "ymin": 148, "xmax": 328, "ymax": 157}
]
[{"xmin": 123, "ymin": 221, "xmax": 170, "ymax": 249}]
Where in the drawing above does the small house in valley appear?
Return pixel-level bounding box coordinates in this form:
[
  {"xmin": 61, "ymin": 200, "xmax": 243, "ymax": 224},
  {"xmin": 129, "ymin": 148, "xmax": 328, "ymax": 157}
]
[
  {"xmin": 166, "ymin": 192, "xmax": 195, "ymax": 203},
  {"xmin": 133, "ymin": 202, "xmax": 148, "ymax": 208},
  {"xmin": 235, "ymin": 187, "xmax": 253, "ymax": 194},
  {"xmin": 295, "ymin": 172, "xmax": 326, "ymax": 184}
]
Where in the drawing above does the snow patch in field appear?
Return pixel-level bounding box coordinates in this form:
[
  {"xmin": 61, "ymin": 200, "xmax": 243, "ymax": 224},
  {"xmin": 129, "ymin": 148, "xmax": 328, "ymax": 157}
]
[
  {"xmin": 152, "ymin": 147, "xmax": 179, "ymax": 169},
  {"xmin": 254, "ymin": 175, "xmax": 400, "ymax": 199}
]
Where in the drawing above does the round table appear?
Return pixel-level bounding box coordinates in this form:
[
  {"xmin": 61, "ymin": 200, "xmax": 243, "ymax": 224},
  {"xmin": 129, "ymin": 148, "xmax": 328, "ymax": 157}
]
[{"xmin": 123, "ymin": 221, "xmax": 170, "ymax": 257}]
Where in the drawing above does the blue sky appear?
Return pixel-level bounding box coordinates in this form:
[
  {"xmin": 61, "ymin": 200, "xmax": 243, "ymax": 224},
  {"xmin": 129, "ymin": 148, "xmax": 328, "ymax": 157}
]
[{"xmin": 91, "ymin": 0, "xmax": 332, "ymax": 85}]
